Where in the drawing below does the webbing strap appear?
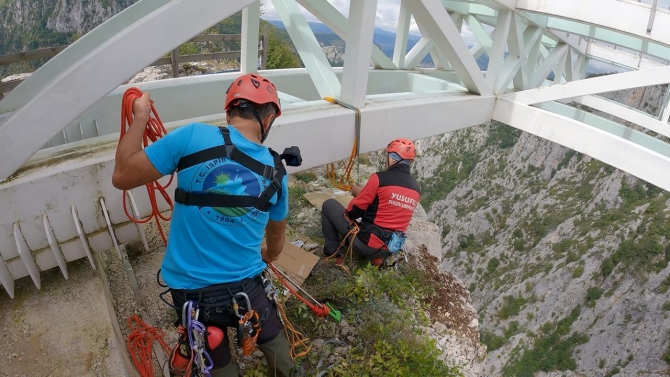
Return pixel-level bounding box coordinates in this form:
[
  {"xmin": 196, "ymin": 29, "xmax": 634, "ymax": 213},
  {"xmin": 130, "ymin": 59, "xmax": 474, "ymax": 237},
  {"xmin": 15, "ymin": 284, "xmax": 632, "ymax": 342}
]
[
  {"xmin": 174, "ymin": 127, "xmax": 286, "ymax": 212},
  {"xmin": 177, "ymin": 128, "xmax": 275, "ymax": 179}
]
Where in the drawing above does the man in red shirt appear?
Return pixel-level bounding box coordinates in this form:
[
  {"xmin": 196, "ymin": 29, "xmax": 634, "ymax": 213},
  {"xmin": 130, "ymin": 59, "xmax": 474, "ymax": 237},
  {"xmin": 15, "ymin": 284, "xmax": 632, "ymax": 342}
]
[{"xmin": 321, "ymin": 138, "xmax": 421, "ymax": 265}]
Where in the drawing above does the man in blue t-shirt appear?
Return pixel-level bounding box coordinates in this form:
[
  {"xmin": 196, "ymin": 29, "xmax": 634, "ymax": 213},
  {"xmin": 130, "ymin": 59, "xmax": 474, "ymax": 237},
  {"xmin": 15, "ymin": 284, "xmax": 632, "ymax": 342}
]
[{"xmin": 112, "ymin": 74, "xmax": 295, "ymax": 377}]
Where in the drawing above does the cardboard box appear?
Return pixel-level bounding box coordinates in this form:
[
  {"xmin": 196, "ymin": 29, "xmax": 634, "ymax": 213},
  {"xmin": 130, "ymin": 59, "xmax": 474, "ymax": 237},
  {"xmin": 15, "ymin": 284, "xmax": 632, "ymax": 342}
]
[
  {"xmin": 303, "ymin": 188, "xmax": 354, "ymax": 210},
  {"xmin": 272, "ymin": 239, "xmax": 320, "ymax": 288}
]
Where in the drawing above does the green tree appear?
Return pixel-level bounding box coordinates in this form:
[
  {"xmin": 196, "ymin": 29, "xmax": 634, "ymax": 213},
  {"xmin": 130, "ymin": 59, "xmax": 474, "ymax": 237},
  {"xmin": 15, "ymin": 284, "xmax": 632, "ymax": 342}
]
[{"xmin": 265, "ymin": 26, "xmax": 302, "ymax": 69}]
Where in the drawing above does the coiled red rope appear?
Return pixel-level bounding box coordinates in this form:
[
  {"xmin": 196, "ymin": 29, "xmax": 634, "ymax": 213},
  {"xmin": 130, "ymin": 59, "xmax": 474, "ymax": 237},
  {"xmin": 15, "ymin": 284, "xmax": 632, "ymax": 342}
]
[
  {"xmin": 126, "ymin": 314, "xmax": 171, "ymax": 377},
  {"xmin": 120, "ymin": 87, "xmax": 173, "ymax": 246}
]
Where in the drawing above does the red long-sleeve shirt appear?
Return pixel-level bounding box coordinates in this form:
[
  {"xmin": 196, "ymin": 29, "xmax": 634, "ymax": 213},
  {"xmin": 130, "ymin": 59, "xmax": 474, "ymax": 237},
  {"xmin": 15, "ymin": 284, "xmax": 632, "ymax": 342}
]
[{"xmin": 347, "ymin": 163, "xmax": 421, "ymax": 249}]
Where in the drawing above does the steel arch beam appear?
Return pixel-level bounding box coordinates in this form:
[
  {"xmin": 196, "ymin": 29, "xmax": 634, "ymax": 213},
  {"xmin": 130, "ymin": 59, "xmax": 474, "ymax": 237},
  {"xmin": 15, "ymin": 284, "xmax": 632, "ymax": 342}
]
[
  {"xmin": 493, "ymin": 98, "xmax": 670, "ymax": 192},
  {"xmin": 517, "ymin": 0, "xmax": 670, "ymax": 50},
  {"xmin": 0, "ymin": 0, "xmax": 255, "ymax": 182},
  {"xmin": 0, "ymin": 0, "xmax": 172, "ymax": 115},
  {"xmin": 504, "ymin": 65, "xmax": 670, "ymax": 105},
  {"xmin": 524, "ymin": 13, "xmax": 670, "ymax": 62}
]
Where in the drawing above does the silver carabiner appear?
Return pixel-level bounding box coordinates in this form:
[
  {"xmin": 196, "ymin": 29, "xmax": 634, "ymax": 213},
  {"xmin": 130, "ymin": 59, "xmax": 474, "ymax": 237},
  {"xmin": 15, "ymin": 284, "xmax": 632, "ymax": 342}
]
[{"xmin": 234, "ymin": 292, "xmax": 252, "ymax": 313}]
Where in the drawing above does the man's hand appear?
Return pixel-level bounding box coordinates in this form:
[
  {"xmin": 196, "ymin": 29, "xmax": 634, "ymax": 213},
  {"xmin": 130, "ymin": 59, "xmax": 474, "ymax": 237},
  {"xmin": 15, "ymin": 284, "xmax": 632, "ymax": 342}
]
[
  {"xmin": 132, "ymin": 92, "xmax": 152, "ymax": 123},
  {"xmin": 261, "ymin": 246, "xmax": 278, "ymax": 262},
  {"xmin": 350, "ymin": 184, "xmax": 362, "ymax": 197}
]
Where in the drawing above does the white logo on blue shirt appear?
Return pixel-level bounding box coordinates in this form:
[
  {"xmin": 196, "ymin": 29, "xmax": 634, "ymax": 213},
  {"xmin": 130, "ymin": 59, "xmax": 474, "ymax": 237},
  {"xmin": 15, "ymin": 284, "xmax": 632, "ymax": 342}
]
[{"xmin": 191, "ymin": 158, "xmax": 267, "ymax": 226}]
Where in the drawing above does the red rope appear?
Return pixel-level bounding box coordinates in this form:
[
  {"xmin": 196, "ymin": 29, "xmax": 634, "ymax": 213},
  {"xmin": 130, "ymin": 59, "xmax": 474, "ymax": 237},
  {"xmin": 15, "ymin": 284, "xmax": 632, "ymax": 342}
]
[
  {"xmin": 120, "ymin": 87, "xmax": 174, "ymax": 246},
  {"xmin": 126, "ymin": 314, "xmax": 171, "ymax": 377},
  {"xmin": 268, "ymin": 262, "xmax": 330, "ymax": 317}
]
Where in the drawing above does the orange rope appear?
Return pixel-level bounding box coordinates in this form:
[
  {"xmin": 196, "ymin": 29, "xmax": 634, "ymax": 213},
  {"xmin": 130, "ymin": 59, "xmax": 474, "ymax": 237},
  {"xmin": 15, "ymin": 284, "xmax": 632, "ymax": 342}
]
[
  {"xmin": 126, "ymin": 314, "xmax": 171, "ymax": 377},
  {"xmin": 269, "ymin": 262, "xmax": 330, "ymax": 318},
  {"xmin": 324, "ymin": 223, "xmax": 359, "ymax": 274},
  {"xmin": 326, "ymin": 139, "xmax": 357, "ymax": 191},
  {"xmin": 324, "ymin": 97, "xmax": 360, "ymax": 191},
  {"xmin": 120, "ymin": 87, "xmax": 174, "ymax": 246},
  {"xmin": 274, "ymin": 299, "xmax": 312, "ymax": 360}
]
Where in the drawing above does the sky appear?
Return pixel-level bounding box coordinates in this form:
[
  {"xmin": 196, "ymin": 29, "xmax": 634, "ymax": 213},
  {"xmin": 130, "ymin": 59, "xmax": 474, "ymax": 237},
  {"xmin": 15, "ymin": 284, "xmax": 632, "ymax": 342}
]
[
  {"xmin": 260, "ymin": 0, "xmax": 665, "ymax": 74},
  {"xmin": 261, "ymin": 0, "xmax": 420, "ymax": 34},
  {"xmin": 260, "ymin": 0, "xmax": 481, "ymax": 45}
]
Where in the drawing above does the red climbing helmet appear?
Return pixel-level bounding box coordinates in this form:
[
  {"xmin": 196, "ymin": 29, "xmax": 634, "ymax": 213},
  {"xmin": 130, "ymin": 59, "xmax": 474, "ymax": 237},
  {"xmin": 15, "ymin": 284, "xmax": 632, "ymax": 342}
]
[
  {"xmin": 225, "ymin": 73, "xmax": 282, "ymax": 117},
  {"xmin": 386, "ymin": 138, "xmax": 416, "ymax": 160}
]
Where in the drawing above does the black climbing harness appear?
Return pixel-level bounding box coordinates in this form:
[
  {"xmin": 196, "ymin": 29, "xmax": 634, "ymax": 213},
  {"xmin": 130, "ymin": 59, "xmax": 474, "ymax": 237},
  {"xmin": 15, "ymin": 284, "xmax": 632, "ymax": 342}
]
[{"xmin": 173, "ymin": 126, "xmax": 301, "ymax": 212}]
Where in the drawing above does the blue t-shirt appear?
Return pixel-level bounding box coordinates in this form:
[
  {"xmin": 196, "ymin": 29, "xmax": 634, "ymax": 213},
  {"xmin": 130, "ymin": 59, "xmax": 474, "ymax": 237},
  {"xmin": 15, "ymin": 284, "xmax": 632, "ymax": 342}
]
[{"xmin": 145, "ymin": 123, "xmax": 289, "ymax": 289}]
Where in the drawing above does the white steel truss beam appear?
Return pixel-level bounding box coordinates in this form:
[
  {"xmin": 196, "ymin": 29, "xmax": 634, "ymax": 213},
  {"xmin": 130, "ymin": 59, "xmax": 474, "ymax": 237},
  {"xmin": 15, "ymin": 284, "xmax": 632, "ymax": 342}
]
[
  {"xmin": 473, "ymin": 14, "xmax": 588, "ymax": 57},
  {"xmin": 572, "ymin": 95, "xmax": 670, "ymax": 138},
  {"xmin": 0, "ymin": 0, "xmax": 173, "ymax": 115},
  {"xmin": 241, "ymin": 1, "xmax": 261, "ymax": 74},
  {"xmin": 405, "ymin": 38, "xmax": 436, "ymax": 69},
  {"xmin": 505, "ymin": 65, "xmax": 670, "ymax": 105},
  {"xmin": 587, "ymin": 43, "xmax": 665, "ymax": 72},
  {"xmin": 466, "ymin": 15, "xmax": 494, "ymax": 57},
  {"xmin": 524, "ymin": 13, "xmax": 670, "ymax": 62},
  {"xmin": 339, "ymin": 0, "xmax": 378, "ymax": 107},
  {"xmin": 296, "ymin": 0, "xmax": 396, "ymax": 69},
  {"xmin": 493, "ymin": 98, "xmax": 670, "ymax": 193},
  {"xmin": 486, "ymin": 10, "xmax": 512, "ymax": 92},
  {"xmin": 409, "ymin": 0, "xmax": 492, "ymax": 95},
  {"xmin": 517, "ymin": 0, "xmax": 670, "ymax": 53},
  {"xmin": 660, "ymin": 87, "xmax": 670, "ymax": 124},
  {"xmin": 0, "ymin": 0, "xmax": 256, "ymax": 182},
  {"xmin": 393, "ymin": 0, "xmax": 412, "ymax": 69},
  {"xmin": 531, "ymin": 43, "xmax": 569, "ymax": 88},
  {"xmin": 271, "ymin": 0, "xmax": 341, "ymax": 99},
  {"xmin": 441, "ymin": 1, "xmax": 497, "ymax": 18}
]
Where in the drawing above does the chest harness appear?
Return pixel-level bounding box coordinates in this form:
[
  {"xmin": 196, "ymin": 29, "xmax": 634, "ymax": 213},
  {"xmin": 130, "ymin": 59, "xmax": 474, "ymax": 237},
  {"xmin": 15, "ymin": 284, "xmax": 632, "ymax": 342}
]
[{"xmin": 173, "ymin": 126, "xmax": 301, "ymax": 211}]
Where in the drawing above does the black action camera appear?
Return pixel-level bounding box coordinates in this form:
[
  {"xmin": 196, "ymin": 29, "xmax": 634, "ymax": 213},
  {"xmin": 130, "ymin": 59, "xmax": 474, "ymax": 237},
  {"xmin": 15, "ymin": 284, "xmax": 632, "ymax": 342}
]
[{"xmin": 280, "ymin": 146, "xmax": 302, "ymax": 167}]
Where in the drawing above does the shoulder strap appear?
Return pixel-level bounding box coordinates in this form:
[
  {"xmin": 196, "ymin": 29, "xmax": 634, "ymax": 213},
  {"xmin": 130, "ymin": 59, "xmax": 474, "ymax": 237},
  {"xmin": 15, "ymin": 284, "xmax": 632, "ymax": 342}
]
[
  {"xmin": 174, "ymin": 127, "xmax": 287, "ymax": 212},
  {"xmin": 176, "ymin": 127, "xmax": 275, "ymax": 180}
]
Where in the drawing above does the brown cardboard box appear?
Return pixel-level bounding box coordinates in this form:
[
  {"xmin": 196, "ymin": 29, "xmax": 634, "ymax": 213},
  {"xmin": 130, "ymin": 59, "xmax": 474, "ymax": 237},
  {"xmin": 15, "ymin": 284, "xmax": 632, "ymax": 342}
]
[
  {"xmin": 272, "ymin": 239, "xmax": 320, "ymax": 287},
  {"xmin": 303, "ymin": 188, "xmax": 353, "ymax": 210}
]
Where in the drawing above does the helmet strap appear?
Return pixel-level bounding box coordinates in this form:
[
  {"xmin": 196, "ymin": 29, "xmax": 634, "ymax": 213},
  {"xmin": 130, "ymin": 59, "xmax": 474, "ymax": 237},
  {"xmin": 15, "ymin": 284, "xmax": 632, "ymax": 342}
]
[{"xmin": 249, "ymin": 106, "xmax": 273, "ymax": 144}]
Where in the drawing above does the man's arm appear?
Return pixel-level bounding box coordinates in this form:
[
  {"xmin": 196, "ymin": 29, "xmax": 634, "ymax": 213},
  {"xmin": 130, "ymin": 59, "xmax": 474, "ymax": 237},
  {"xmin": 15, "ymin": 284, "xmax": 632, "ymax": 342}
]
[
  {"xmin": 112, "ymin": 93, "xmax": 163, "ymax": 190},
  {"xmin": 262, "ymin": 218, "xmax": 287, "ymax": 262},
  {"xmin": 347, "ymin": 174, "xmax": 379, "ymax": 219}
]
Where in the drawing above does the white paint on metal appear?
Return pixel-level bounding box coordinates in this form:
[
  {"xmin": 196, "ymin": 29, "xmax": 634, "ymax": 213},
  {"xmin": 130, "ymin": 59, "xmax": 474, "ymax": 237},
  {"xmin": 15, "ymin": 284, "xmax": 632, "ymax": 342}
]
[
  {"xmin": 587, "ymin": 43, "xmax": 664, "ymax": 71},
  {"xmin": 524, "ymin": 13, "xmax": 670, "ymax": 62},
  {"xmin": 340, "ymin": 0, "xmax": 378, "ymax": 107},
  {"xmin": 0, "ymin": 0, "xmax": 256, "ymax": 181},
  {"xmin": 486, "ymin": 10, "xmax": 513, "ymax": 93},
  {"xmin": 100, "ymin": 198, "xmax": 122, "ymax": 260},
  {"xmin": 552, "ymin": 47, "xmax": 569, "ymax": 84},
  {"xmin": 71, "ymin": 206, "xmax": 96, "ymax": 270},
  {"xmin": 658, "ymin": 85, "xmax": 670, "ymax": 124},
  {"xmin": 405, "ymin": 38, "xmax": 435, "ymax": 69},
  {"xmin": 466, "ymin": 15, "xmax": 493, "ymax": 57},
  {"xmin": 13, "ymin": 223, "xmax": 40, "ymax": 289},
  {"xmin": 506, "ymin": 65, "xmax": 670, "ymax": 105},
  {"xmin": 572, "ymin": 95, "xmax": 670, "ymax": 138},
  {"xmin": 409, "ymin": 0, "xmax": 492, "ymax": 95},
  {"xmin": 393, "ymin": 0, "xmax": 412, "ymax": 69},
  {"xmin": 0, "ymin": 261, "xmax": 14, "ymax": 298},
  {"xmin": 241, "ymin": 1, "xmax": 261, "ymax": 74},
  {"xmin": 493, "ymin": 97, "xmax": 670, "ymax": 192},
  {"xmin": 533, "ymin": 43, "xmax": 568, "ymax": 88},
  {"xmin": 0, "ymin": 0, "xmax": 173, "ymax": 114},
  {"xmin": 272, "ymin": 0, "xmax": 341, "ymax": 99},
  {"xmin": 517, "ymin": 0, "xmax": 670, "ymax": 50},
  {"xmin": 126, "ymin": 192, "xmax": 150, "ymax": 254},
  {"xmin": 42, "ymin": 214, "xmax": 68, "ymax": 280},
  {"xmin": 296, "ymin": 0, "xmax": 396, "ymax": 69}
]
